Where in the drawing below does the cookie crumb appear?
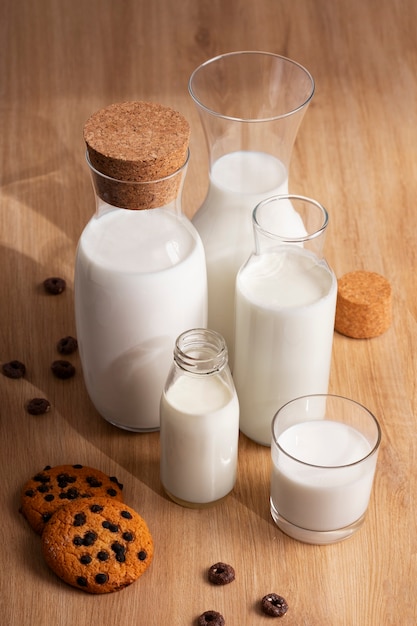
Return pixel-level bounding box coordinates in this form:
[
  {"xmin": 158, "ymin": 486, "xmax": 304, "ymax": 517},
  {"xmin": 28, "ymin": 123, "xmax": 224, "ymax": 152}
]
[
  {"xmin": 43, "ymin": 277, "xmax": 66, "ymax": 295},
  {"xmin": 51, "ymin": 360, "xmax": 76, "ymax": 379},
  {"xmin": 208, "ymin": 562, "xmax": 235, "ymax": 585},
  {"xmin": 2, "ymin": 360, "xmax": 26, "ymax": 379},
  {"xmin": 57, "ymin": 336, "xmax": 78, "ymax": 355},
  {"xmin": 261, "ymin": 593, "xmax": 288, "ymax": 617},
  {"xmin": 197, "ymin": 610, "xmax": 225, "ymax": 626},
  {"xmin": 26, "ymin": 398, "xmax": 51, "ymax": 415}
]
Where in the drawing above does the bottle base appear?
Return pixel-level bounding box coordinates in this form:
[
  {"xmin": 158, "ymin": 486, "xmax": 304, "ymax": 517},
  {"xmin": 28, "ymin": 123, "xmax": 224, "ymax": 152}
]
[
  {"xmin": 163, "ymin": 487, "xmax": 231, "ymax": 509},
  {"xmin": 104, "ymin": 418, "xmax": 160, "ymax": 433},
  {"xmin": 270, "ymin": 498, "xmax": 366, "ymax": 545}
]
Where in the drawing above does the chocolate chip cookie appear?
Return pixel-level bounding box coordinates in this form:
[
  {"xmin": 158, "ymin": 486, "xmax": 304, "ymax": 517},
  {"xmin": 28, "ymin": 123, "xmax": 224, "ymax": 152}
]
[
  {"xmin": 41, "ymin": 497, "xmax": 153, "ymax": 593},
  {"xmin": 20, "ymin": 464, "xmax": 124, "ymax": 534}
]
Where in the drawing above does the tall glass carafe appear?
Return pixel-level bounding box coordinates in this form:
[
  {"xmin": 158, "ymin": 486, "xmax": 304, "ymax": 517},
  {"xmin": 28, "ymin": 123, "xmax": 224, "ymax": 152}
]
[
  {"xmin": 74, "ymin": 101, "xmax": 207, "ymax": 432},
  {"xmin": 189, "ymin": 51, "xmax": 315, "ymax": 362},
  {"xmin": 233, "ymin": 195, "xmax": 337, "ymax": 446}
]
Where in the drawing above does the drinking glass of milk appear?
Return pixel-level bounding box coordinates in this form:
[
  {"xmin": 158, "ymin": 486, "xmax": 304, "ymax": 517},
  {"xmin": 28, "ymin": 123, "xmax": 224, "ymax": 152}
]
[
  {"xmin": 189, "ymin": 51, "xmax": 315, "ymax": 364},
  {"xmin": 270, "ymin": 394, "xmax": 381, "ymax": 544},
  {"xmin": 160, "ymin": 328, "xmax": 239, "ymax": 508},
  {"xmin": 233, "ymin": 194, "xmax": 337, "ymax": 446}
]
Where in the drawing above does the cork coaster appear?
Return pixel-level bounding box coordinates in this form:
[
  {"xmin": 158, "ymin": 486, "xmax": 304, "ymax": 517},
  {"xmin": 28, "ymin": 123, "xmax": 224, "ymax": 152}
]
[
  {"xmin": 83, "ymin": 101, "xmax": 190, "ymax": 209},
  {"xmin": 335, "ymin": 270, "xmax": 392, "ymax": 339}
]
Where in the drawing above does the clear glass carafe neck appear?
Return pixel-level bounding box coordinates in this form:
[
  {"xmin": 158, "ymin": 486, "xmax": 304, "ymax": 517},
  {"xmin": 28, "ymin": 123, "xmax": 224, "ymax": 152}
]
[
  {"xmin": 252, "ymin": 194, "xmax": 329, "ymax": 259},
  {"xmin": 189, "ymin": 51, "xmax": 314, "ymax": 170}
]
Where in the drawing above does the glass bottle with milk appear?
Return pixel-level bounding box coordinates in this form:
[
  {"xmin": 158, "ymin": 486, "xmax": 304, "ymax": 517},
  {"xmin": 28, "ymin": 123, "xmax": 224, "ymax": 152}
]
[
  {"xmin": 233, "ymin": 195, "xmax": 337, "ymax": 446},
  {"xmin": 160, "ymin": 328, "xmax": 239, "ymax": 508},
  {"xmin": 74, "ymin": 102, "xmax": 207, "ymax": 432},
  {"xmin": 188, "ymin": 51, "xmax": 315, "ymax": 363}
]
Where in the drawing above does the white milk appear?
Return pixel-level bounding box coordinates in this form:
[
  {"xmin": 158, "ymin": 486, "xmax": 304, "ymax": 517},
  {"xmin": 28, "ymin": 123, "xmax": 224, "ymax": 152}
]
[
  {"xmin": 160, "ymin": 374, "xmax": 239, "ymax": 505},
  {"xmin": 270, "ymin": 420, "xmax": 378, "ymax": 532},
  {"xmin": 233, "ymin": 247, "xmax": 337, "ymax": 445},
  {"xmin": 192, "ymin": 151, "xmax": 306, "ymax": 362},
  {"xmin": 74, "ymin": 206, "xmax": 207, "ymax": 431}
]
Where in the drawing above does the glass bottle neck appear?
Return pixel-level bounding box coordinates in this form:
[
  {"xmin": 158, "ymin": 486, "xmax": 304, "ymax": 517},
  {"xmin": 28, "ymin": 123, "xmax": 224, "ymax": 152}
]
[
  {"xmin": 86, "ymin": 149, "xmax": 189, "ymax": 214},
  {"xmin": 174, "ymin": 329, "xmax": 228, "ymax": 375},
  {"xmin": 253, "ymin": 194, "xmax": 329, "ymax": 259}
]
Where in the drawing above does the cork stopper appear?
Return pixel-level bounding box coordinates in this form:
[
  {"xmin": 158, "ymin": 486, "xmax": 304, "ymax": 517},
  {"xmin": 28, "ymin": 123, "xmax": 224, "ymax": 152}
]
[
  {"xmin": 335, "ymin": 271, "xmax": 392, "ymax": 339},
  {"xmin": 83, "ymin": 101, "xmax": 190, "ymax": 209}
]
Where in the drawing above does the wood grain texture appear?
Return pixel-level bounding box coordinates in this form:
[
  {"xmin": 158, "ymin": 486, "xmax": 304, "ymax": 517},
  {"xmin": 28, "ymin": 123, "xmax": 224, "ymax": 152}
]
[{"xmin": 1, "ymin": 1, "xmax": 416, "ymax": 624}]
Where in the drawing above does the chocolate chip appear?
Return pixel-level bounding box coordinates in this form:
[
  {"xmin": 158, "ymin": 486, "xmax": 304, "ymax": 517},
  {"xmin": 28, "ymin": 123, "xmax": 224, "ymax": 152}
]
[
  {"xmin": 80, "ymin": 554, "xmax": 92, "ymax": 565},
  {"xmin": 43, "ymin": 276, "xmax": 66, "ymax": 295},
  {"xmin": 2, "ymin": 360, "xmax": 26, "ymax": 379},
  {"xmin": 72, "ymin": 464, "xmax": 83, "ymax": 469},
  {"xmin": 34, "ymin": 473, "xmax": 50, "ymax": 483},
  {"xmin": 56, "ymin": 336, "xmax": 78, "ymax": 355},
  {"xmin": 82, "ymin": 531, "xmax": 98, "ymax": 546},
  {"xmin": 90, "ymin": 504, "xmax": 104, "ymax": 513},
  {"xmin": 261, "ymin": 593, "xmax": 289, "ymax": 618},
  {"xmin": 25, "ymin": 489, "xmax": 35, "ymax": 497},
  {"xmin": 86, "ymin": 476, "xmax": 103, "ymax": 488},
  {"xmin": 57, "ymin": 473, "xmax": 76, "ymax": 488},
  {"xmin": 107, "ymin": 488, "xmax": 118, "ymax": 497},
  {"xmin": 44, "ymin": 494, "xmax": 55, "ymax": 502},
  {"xmin": 95, "ymin": 573, "xmax": 108, "ymax": 585},
  {"xmin": 122, "ymin": 532, "xmax": 134, "ymax": 542},
  {"xmin": 121, "ymin": 510, "xmax": 132, "ymax": 519},
  {"xmin": 197, "ymin": 610, "xmax": 225, "ymax": 626},
  {"xmin": 51, "ymin": 360, "xmax": 76, "ymax": 379},
  {"xmin": 73, "ymin": 513, "xmax": 87, "ymax": 527},
  {"xmin": 97, "ymin": 550, "xmax": 109, "ymax": 562},
  {"xmin": 208, "ymin": 562, "xmax": 235, "ymax": 586},
  {"xmin": 137, "ymin": 550, "xmax": 147, "ymax": 561},
  {"xmin": 110, "ymin": 476, "xmax": 123, "ymax": 490},
  {"xmin": 77, "ymin": 576, "xmax": 88, "ymax": 587},
  {"xmin": 26, "ymin": 398, "xmax": 51, "ymax": 415},
  {"xmin": 59, "ymin": 487, "xmax": 79, "ymax": 500},
  {"xmin": 111, "ymin": 542, "xmax": 126, "ymax": 563}
]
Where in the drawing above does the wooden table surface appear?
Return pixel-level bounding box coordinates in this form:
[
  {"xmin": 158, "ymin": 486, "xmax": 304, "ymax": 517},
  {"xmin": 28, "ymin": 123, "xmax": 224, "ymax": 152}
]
[{"xmin": 1, "ymin": 1, "xmax": 416, "ymax": 624}]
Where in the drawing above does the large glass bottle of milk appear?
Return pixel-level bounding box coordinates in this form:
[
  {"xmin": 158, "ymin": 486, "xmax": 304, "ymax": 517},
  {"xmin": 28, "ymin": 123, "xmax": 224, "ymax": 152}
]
[
  {"xmin": 233, "ymin": 195, "xmax": 337, "ymax": 446},
  {"xmin": 189, "ymin": 52, "xmax": 314, "ymax": 363},
  {"xmin": 74, "ymin": 102, "xmax": 207, "ymax": 432}
]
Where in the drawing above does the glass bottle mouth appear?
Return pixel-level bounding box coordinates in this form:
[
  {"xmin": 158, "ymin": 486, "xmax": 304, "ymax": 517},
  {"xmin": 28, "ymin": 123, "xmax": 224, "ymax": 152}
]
[
  {"xmin": 189, "ymin": 51, "xmax": 315, "ymax": 122},
  {"xmin": 250, "ymin": 194, "xmax": 331, "ymax": 263},
  {"xmin": 174, "ymin": 328, "xmax": 228, "ymax": 374},
  {"xmin": 253, "ymin": 194, "xmax": 329, "ymax": 244},
  {"xmin": 85, "ymin": 149, "xmax": 190, "ymax": 211}
]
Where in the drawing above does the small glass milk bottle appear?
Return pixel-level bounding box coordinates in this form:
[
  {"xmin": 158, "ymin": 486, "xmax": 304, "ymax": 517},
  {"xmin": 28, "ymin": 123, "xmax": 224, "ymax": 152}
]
[
  {"xmin": 160, "ymin": 328, "xmax": 239, "ymax": 508},
  {"xmin": 75, "ymin": 102, "xmax": 207, "ymax": 432}
]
